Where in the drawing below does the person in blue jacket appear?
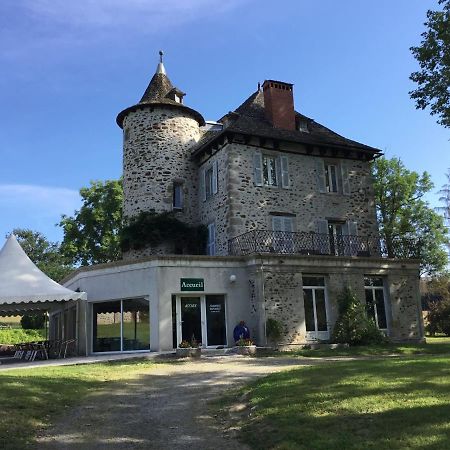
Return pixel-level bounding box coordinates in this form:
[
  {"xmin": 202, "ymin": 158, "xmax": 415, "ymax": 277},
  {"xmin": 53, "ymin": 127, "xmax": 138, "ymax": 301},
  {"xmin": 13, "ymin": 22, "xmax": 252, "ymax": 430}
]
[{"xmin": 233, "ymin": 320, "xmax": 250, "ymax": 343}]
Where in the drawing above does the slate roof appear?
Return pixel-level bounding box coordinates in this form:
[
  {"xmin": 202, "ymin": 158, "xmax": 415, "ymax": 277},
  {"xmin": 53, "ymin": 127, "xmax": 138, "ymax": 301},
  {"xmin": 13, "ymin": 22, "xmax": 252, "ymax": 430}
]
[
  {"xmin": 117, "ymin": 67, "xmax": 204, "ymax": 128},
  {"xmin": 192, "ymin": 89, "xmax": 381, "ymax": 158}
]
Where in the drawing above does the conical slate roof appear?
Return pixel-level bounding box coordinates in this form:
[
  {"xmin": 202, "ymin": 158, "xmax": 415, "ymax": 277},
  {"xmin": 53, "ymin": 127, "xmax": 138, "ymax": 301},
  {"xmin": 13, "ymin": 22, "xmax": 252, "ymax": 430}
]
[
  {"xmin": 0, "ymin": 235, "xmax": 86, "ymax": 314},
  {"xmin": 116, "ymin": 54, "xmax": 204, "ymax": 127}
]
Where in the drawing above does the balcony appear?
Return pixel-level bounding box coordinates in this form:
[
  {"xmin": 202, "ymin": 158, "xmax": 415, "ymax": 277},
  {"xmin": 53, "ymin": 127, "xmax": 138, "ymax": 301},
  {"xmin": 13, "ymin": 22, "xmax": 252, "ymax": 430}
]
[{"xmin": 228, "ymin": 230, "xmax": 419, "ymax": 259}]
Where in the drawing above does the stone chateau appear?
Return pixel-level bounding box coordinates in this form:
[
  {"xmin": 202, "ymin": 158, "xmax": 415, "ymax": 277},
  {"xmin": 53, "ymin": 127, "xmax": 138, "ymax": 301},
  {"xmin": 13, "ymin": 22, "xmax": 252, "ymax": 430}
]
[{"xmin": 59, "ymin": 54, "xmax": 424, "ymax": 354}]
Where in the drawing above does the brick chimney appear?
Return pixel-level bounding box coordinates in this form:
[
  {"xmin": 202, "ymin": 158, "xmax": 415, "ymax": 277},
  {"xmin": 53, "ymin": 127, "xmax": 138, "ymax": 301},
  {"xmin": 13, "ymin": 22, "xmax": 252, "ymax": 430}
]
[{"xmin": 262, "ymin": 80, "xmax": 295, "ymax": 130}]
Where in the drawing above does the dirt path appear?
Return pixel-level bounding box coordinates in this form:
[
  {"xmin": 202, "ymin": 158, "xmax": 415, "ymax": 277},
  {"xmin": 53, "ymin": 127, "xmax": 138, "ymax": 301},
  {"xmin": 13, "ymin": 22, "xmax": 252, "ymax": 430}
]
[{"xmin": 34, "ymin": 355, "xmax": 324, "ymax": 450}]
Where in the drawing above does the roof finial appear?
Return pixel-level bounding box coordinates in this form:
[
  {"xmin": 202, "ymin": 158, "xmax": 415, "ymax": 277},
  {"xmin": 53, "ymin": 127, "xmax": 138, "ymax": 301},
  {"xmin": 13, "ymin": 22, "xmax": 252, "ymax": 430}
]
[{"xmin": 156, "ymin": 50, "xmax": 166, "ymax": 75}]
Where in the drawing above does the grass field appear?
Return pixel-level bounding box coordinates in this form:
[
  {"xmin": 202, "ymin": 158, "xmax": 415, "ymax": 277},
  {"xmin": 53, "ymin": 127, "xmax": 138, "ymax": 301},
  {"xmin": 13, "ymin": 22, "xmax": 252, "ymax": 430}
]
[
  {"xmin": 221, "ymin": 354, "xmax": 450, "ymax": 449},
  {"xmin": 0, "ymin": 359, "xmax": 159, "ymax": 449}
]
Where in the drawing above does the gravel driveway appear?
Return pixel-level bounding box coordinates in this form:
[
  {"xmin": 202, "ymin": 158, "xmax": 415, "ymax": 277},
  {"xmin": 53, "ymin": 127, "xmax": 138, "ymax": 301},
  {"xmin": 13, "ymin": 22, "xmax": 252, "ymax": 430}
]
[{"xmin": 34, "ymin": 355, "xmax": 320, "ymax": 450}]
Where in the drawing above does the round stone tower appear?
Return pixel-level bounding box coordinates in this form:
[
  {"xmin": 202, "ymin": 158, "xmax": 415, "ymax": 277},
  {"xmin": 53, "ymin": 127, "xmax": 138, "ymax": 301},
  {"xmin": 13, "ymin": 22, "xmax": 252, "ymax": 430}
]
[{"xmin": 117, "ymin": 52, "xmax": 205, "ymax": 259}]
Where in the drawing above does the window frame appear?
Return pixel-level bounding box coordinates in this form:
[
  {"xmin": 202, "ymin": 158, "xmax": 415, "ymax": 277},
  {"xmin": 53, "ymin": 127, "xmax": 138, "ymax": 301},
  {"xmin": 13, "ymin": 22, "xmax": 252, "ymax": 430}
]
[
  {"xmin": 207, "ymin": 222, "xmax": 216, "ymax": 256},
  {"xmin": 364, "ymin": 276, "xmax": 388, "ymax": 331},
  {"xmin": 172, "ymin": 182, "xmax": 184, "ymax": 210},
  {"xmin": 325, "ymin": 163, "xmax": 339, "ymax": 193},
  {"xmin": 302, "ymin": 275, "xmax": 329, "ymax": 340},
  {"xmin": 262, "ymin": 154, "xmax": 278, "ymax": 187}
]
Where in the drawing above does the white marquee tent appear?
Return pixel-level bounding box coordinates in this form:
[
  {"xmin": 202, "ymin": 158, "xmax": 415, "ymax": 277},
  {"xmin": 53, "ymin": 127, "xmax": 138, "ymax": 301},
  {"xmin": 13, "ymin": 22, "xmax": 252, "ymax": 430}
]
[{"xmin": 0, "ymin": 234, "xmax": 86, "ymax": 316}]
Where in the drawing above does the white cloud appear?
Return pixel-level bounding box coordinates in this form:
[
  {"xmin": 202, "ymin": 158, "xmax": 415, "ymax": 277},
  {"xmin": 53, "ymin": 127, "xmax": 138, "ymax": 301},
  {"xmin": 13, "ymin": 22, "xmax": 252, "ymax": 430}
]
[
  {"xmin": 0, "ymin": 184, "xmax": 81, "ymax": 242},
  {"xmin": 15, "ymin": 0, "xmax": 244, "ymax": 32}
]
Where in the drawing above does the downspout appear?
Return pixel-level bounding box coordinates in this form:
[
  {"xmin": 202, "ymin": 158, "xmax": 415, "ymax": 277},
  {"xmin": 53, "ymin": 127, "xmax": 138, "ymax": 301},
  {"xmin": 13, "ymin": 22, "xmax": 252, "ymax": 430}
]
[{"xmin": 260, "ymin": 257, "xmax": 267, "ymax": 346}]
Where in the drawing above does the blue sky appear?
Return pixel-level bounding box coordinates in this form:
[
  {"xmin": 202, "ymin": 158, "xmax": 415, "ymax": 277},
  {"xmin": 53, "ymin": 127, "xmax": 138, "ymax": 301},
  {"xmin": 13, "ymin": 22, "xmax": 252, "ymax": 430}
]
[{"xmin": 0, "ymin": 0, "xmax": 448, "ymax": 244}]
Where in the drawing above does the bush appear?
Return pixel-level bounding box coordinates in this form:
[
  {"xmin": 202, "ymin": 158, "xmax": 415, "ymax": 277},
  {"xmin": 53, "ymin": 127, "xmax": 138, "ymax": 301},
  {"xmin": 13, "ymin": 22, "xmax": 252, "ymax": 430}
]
[
  {"xmin": 266, "ymin": 318, "xmax": 283, "ymax": 343},
  {"xmin": 20, "ymin": 314, "xmax": 45, "ymax": 330},
  {"xmin": 0, "ymin": 328, "xmax": 46, "ymax": 344},
  {"xmin": 427, "ymin": 298, "xmax": 450, "ymax": 336},
  {"xmin": 332, "ymin": 286, "xmax": 386, "ymax": 346},
  {"xmin": 121, "ymin": 211, "xmax": 208, "ymax": 255}
]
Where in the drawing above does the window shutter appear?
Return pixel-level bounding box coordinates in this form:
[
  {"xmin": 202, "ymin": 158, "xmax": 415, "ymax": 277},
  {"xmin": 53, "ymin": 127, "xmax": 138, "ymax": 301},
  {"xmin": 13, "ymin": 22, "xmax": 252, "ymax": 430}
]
[
  {"xmin": 316, "ymin": 219, "xmax": 328, "ymax": 235},
  {"xmin": 253, "ymin": 151, "xmax": 263, "ymax": 186},
  {"xmin": 280, "ymin": 155, "xmax": 290, "ymax": 189},
  {"xmin": 212, "ymin": 160, "xmax": 218, "ymax": 194},
  {"xmin": 316, "ymin": 219, "xmax": 330, "ymax": 254},
  {"xmin": 347, "ymin": 221, "xmax": 358, "ymax": 236},
  {"xmin": 207, "ymin": 223, "xmax": 216, "ymax": 255},
  {"xmin": 341, "ymin": 161, "xmax": 350, "ymax": 195},
  {"xmin": 200, "ymin": 168, "xmax": 206, "ymax": 202},
  {"xmin": 316, "ymin": 159, "xmax": 326, "ymax": 193},
  {"xmin": 283, "ymin": 217, "xmax": 294, "ymax": 232},
  {"xmin": 272, "ymin": 216, "xmax": 283, "ymax": 231}
]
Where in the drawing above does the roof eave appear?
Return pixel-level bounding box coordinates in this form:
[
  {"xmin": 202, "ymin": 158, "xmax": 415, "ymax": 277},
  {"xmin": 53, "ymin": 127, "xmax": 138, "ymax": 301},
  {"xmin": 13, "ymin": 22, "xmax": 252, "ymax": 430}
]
[
  {"xmin": 191, "ymin": 129, "xmax": 382, "ymax": 161},
  {"xmin": 116, "ymin": 102, "xmax": 205, "ymax": 128}
]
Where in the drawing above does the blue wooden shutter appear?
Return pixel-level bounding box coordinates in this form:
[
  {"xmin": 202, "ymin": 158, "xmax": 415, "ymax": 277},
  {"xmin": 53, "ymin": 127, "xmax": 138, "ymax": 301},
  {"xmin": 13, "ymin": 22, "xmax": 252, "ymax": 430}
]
[
  {"xmin": 280, "ymin": 155, "xmax": 289, "ymax": 189},
  {"xmin": 212, "ymin": 160, "xmax": 218, "ymax": 194},
  {"xmin": 316, "ymin": 159, "xmax": 326, "ymax": 193},
  {"xmin": 253, "ymin": 151, "xmax": 263, "ymax": 186},
  {"xmin": 341, "ymin": 161, "xmax": 350, "ymax": 195},
  {"xmin": 200, "ymin": 168, "xmax": 206, "ymax": 201}
]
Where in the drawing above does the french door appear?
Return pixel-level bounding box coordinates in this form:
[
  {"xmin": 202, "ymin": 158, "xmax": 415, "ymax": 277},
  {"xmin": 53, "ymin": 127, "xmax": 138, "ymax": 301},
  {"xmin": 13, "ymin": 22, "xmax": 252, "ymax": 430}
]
[
  {"xmin": 175, "ymin": 295, "xmax": 227, "ymax": 348},
  {"xmin": 302, "ymin": 276, "xmax": 329, "ymax": 340}
]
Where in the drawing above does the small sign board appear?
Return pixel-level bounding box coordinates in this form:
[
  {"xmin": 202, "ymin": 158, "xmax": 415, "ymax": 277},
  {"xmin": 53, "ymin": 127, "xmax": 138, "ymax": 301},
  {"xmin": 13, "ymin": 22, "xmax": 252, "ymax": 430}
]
[{"xmin": 180, "ymin": 278, "xmax": 204, "ymax": 292}]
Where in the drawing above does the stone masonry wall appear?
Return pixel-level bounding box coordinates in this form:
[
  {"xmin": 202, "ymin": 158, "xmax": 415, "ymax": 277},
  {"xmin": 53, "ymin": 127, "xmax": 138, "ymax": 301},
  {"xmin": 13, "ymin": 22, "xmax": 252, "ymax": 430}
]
[
  {"xmin": 197, "ymin": 149, "xmax": 230, "ymax": 255},
  {"xmin": 226, "ymin": 140, "xmax": 379, "ymax": 241},
  {"xmin": 388, "ymin": 271, "xmax": 424, "ymax": 341},
  {"xmin": 246, "ymin": 256, "xmax": 422, "ymax": 345},
  {"xmin": 122, "ymin": 107, "xmax": 200, "ymax": 260}
]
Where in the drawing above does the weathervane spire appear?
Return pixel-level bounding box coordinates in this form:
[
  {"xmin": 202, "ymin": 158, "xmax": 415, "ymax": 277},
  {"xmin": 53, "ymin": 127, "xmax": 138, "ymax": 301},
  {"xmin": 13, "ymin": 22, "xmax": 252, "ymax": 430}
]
[{"xmin": 156, "ymin": 50, "xmax": 166, "ymax": 75}]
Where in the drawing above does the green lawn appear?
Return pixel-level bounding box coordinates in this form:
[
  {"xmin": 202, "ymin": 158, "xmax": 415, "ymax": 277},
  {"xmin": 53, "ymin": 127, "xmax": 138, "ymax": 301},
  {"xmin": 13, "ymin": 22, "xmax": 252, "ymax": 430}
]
[
  {"xmin": 222, "ymin": 355, "xmax": 450, "ymax": 449},
  {"xmin": 272, "ymin": 336, "xmax": 450, "ymax": 358},
  {"xmin": 0, "ymin": 358, "xmax": 158, "ymax": 449}
]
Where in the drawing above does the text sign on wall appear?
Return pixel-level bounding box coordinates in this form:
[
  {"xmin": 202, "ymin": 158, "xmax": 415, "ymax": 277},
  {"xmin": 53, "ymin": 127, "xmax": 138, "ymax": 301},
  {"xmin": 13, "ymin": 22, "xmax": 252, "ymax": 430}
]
[{"xmin": 180, "ymin": 278, "xmax": 204, "ymax": 292}]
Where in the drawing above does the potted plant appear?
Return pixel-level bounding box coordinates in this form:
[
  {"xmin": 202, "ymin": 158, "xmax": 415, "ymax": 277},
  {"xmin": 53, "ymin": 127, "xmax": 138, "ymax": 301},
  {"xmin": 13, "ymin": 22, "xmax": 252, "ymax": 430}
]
[
  {"xmin": 176, "ymin": 337, "xmax": 201, "ymax": 358},
  {"xmin": 234, "ymin": 337, "xmax": 257, "ymax": 355}
]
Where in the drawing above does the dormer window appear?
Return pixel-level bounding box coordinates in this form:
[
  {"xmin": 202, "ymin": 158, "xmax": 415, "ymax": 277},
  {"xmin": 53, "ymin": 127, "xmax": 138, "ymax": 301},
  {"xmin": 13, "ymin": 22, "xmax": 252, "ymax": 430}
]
[
  {"xmin": 168, "ymin": 88, "xmax": 185, "ymax": 104},
  {"xmin": 297, "ymin": 120, "xmax": 309, "ymax": 133}
]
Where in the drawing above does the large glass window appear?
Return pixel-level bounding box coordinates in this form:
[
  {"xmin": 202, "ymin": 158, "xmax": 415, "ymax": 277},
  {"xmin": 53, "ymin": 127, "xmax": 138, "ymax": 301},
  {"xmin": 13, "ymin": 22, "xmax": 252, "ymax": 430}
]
[
  {"xmin": 93, "ymin": 299, "xmax": 150, "ymax": 353},
  {"xmin": 93, "ymin": 301, "xmax": 121, "ymax": 352},
  {"xmin": 302, "ymin": 276, "xmax": 328, "ymax": 339},
  {"xmin": 122, "ymin": 299, "xmax": 150, "ymax": 351},
  {"xmin": 364, "ymin": 277, "xmax": 388, "ymax": 330},
  {"xmin": 206, "ymin": 295, "xmax": 226, "ymax": 346}
]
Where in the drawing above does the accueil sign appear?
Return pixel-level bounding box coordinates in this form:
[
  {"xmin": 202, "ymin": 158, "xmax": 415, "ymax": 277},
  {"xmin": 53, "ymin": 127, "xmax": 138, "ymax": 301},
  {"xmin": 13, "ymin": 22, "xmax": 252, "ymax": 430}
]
[{"xmin": 180, "ymin": 278, "xmax": 204, "ymax": 291}]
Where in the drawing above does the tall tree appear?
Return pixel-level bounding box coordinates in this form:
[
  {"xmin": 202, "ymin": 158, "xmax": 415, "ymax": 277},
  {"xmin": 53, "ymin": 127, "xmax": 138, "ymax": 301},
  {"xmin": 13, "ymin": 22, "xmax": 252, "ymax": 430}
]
[
  {"xmin": 11, "ymin": 228, "xmax": 73, "ymax": 281},
  {"xmin": 59, "ymin": 179, "xmax": 123, "ymax": 265},
  {"xmin": 437, "ymin": 168, "xmax": 450, "ymax": 254},
  {"xmin": 410, "ymin": 0, "xmax": 450, "ymax": 128},
  {"xmin": 372, "ymin": 157, "xmax": 449, "ymax": 276}
]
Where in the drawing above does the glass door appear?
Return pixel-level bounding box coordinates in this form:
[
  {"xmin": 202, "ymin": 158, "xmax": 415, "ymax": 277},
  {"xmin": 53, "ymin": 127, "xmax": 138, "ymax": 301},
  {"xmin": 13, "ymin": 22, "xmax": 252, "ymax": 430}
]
[
  {"xmin": 180, "ymin": 297, "xmax": 202, "ymax": 346},
  {"xmin": 206, "ymin": 296, "xmax": 227, "ymax": 346},
  {"xmin": 302, "ymin": 276, "xmax": 329, "ymax": 341},
  {"xmin": 176, "ymin": 295, "xmax": 227, "ymax": 348}
]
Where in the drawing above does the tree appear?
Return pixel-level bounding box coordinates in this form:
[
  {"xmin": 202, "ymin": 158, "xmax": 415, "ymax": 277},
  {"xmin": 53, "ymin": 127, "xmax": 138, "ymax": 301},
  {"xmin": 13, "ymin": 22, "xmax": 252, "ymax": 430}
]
[
  {"xmin": 437, "ymin": 168, "xmax": 450, "ymax": 254},
  {"xmin": 332, "ymin": 286, "xmax": 386, "ymax": 346},
  {"xmin": 372, "ymin": 157, "xmax": 449, "ymax": 276},
  {"xmin": 12, "ymin": 228, "xmax": 73, "ymax": 282},
  {"xmin": 59, "ymin": 179, "xmax": 123, "ymax": 265},
  {"xmin": 410, "ymin": 0, "xmax": 450, "ymax": 128}
]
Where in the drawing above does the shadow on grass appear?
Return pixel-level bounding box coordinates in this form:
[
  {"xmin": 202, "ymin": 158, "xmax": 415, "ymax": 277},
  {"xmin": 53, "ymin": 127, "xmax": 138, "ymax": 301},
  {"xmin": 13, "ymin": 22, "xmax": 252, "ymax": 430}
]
[{"xmin": 232, "ymin": 357, "xmax": 450, "ymax": 449}]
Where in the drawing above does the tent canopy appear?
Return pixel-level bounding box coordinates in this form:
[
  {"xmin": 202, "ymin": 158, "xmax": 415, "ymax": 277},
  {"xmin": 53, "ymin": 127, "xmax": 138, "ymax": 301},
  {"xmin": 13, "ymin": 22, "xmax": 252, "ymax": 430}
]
[{"xmin": 0, "ymin": 235, "xmax": 86, "ymax": 315}]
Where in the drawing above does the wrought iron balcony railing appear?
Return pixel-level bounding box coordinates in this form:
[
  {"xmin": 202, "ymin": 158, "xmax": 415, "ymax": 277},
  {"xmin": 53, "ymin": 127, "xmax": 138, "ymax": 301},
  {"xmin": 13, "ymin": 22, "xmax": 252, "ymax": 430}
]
[{"xmin": 228, "ymin": 230, "xmax": 420, "ymax": 259}]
